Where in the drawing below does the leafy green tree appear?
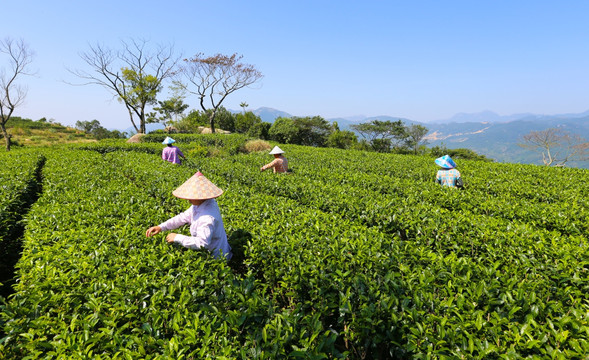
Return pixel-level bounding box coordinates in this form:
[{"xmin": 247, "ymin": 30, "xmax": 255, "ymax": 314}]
[
  {"xmin": 234, "ymin": 111, "xmax": 261, "ymax": 134},
  {"xmin": 0, "ymin": 38, "xmax": 34, "ymax": 151},
  {"xmin": 75, "ymin": 119, "xmax": 102, "ymax": 133},
  {"xmin": 269, "ymin": 116, "xmax": 333, "ymax": 146},
  {"xmin": 170, "ymin": 109, "xmax": 208, "ymax": 133},
  {"xmin": 169, "ymin": 107, "xmax": 235, "ymax": 133},
  {"xmin": 149, "ymin": 93, "xmax": 189, "ymax": 127},
  {"xmin": 119, "ymin": 67, "xmax": 161, "ymax": 130},
  {"xmin": 269, "ymin": 117, "xmax": 299, "ymax": 144},
  {"xmin": 70, "ymin": 39, "xmax": 179, "ymax": 134},
  {"xmin": 248, "ymin": 121, "xmax": 271, "ymax": 140},
  {"xmin": 351, "ymin": 119, "xmax": 407, "ymax": 152},
  {"xmin": 179, "ymin": 53, "xmax": 263, "ymax": 133},
  {"xmin": 214, "ymin": 106, "xmax": 236, "ymax": 132},
  {"xmin": 75, "ymin": 119, "xmax": 126, "ymax": 139},
  {"xmin": 292, "ymin": 116, "xmax": 332, "ymax": 147},
  {"xmin": 327, "ymin": 129, "xmax": 358, "ymax": 149},
  {"xmin": 404, "ymin": 124, "xmax": 429, "ymax": 154}
]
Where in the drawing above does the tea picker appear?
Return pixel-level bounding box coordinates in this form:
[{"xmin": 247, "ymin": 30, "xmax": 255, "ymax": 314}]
[{"xmin": 145, "ymin": 171, "xmax": 232, "ymax": 259}]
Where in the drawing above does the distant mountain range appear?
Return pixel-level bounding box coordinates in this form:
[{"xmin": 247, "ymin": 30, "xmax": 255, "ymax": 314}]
[
  {"xmin": 423, "ymin": 115, "xmax": 589, "ymax": 168},
  {"xmin": 126, "ymin": 107, "xmax": 589, "ymax": 169}
]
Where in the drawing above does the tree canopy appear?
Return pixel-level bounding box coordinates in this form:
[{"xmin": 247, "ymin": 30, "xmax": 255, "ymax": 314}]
[
  {"xmin": 351, "ymin": 119, "xmax": 408, "ymax": 152},
  {"xmin": 268, "ymin": 116, "xmax": 332, "ymax": 147}
]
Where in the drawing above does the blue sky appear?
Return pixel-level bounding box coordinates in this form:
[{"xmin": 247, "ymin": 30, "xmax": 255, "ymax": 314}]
[{"xmin": 3, "ymin": 0, "xmax": 589, "ymax": 130}]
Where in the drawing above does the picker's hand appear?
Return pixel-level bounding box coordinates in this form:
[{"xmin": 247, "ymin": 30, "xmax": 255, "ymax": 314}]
[
  {"xmin": 166, "ymin": 233, "xmax": 177, "ymax": 243},
  {"xmin": 146, "ymin": 226, "xmax": 161, "ymax": 237}
]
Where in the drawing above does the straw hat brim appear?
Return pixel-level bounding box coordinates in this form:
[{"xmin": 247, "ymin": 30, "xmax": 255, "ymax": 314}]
[
  {"xmin": 172, "ymin": 172, "xmax": 223, "ymax": 200},
  {"xmin": 269, "ymin": 146, "xmax": 285, "ymax": 155}
]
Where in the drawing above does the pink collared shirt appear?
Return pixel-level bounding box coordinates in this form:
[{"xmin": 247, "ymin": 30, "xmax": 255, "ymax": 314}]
[
  {"xmin": 261, "ymin": 155, "xmax": 288, "ymax": 173},
  {"xmin": 158, "ymin": 199, "xmax": 232, "ymax": 259},
  {"xmin": 162, "ymin": 146, "xmax": 184, "ymax": 164}
]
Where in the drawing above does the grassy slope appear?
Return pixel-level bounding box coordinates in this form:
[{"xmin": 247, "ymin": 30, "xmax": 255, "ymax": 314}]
[{"xmin": 1, "ymin": 117, "xmax": 96, "ymax": 147}]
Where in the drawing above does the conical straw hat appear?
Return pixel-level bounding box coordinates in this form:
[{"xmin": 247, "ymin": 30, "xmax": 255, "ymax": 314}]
[
  {"xmin": 172, "ymin": 171, "xmax": 223, "ymax": 200},
  {"xmin": 162, "ymin": 136, "xmax": 176, "ymax": 145},
  {"xmin": 269, "ymin": 146, "xmax": 285, "ymax": 154}
]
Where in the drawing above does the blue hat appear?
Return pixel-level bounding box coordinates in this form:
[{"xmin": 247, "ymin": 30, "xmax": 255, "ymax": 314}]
[
  {"xmin": 162, "ymin": 136, "xmax": 176, "ymax": 145},
  {"xmin": 435, "ymin": 155, "xmax": 456, "ymax": 169}
]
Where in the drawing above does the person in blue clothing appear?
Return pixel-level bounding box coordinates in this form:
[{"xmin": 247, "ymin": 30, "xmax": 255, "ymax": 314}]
[{"xmin": 435, "ymin": 155, "xmax": 463, "ymax": 188}]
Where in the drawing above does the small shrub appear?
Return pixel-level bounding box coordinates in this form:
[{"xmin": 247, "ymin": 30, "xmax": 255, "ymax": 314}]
[
  {"xmin": 208, "ymin": 148, "xmax": 223, "ymax": 157},
  {"xmin": 185, "ymin": 145, "xmax": 208, "ymax": 158},
  {"xmin": 148, "ymin": 129, "xmax": 166, "ymax": 134},
  {"xmin": 243, "ymin": 139, "xmax": 271, "ymax": 153}
]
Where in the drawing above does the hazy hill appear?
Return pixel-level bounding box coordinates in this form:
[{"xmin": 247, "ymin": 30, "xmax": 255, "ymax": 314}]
[
  {"xmin": 428, "ymin": 110, "xmax": 535, "ymax": 124},
  {"xmin": 424, "ymin": 116, "xmax": 589, "ymax": 167},
  {"xmin": 251, "ymin": 107, "xmax": 293, "ymax": 123}
]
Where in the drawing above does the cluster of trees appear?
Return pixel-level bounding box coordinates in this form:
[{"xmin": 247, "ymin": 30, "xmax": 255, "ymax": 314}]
[
  {"xmin": 350, "ymin": 120, "xmax": 429, "ymax": 154},
  {"xmin": 267, "ymin": 117, "xmax": 431, "ymax": 154},
  {"xmin": 0, "ymin": 36, "xmax": 262, "ymax": 150},
  {"xmin": 163, "ymin": 108, "xmax": 431, "ymax": 155},
  {"xmin": 166, "ymin": 105, "xmax": 271, "ymax": 139},
  {"xmin": 74, "ymin": 120, "xmax": 127, "ymax": 140}
]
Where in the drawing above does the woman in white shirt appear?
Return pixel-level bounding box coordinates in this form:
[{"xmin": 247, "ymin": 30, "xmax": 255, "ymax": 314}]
[{"xmin": 146, "ymin": 171, "xmax": 232, "ymax": 260}]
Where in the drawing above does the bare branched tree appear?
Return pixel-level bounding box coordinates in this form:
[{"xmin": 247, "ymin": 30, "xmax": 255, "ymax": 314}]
[
  {"xmin": 519, "ymin": 128, "xmax": 589, "ymax": 167},
  {"xmin": 0, "ymin": 38, "xmax": 35, "ymax": 151},
  {"xmin": 68, "ymin": 39, "xmax": 179, "ymax": 134},
  {"xmin": 178, "ymin": 53, "xmax": 263, "ymax": 133}
]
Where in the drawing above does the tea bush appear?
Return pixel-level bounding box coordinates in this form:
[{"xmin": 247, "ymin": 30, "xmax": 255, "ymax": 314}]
[
  {"xmin": 0, "ymin": 150, "xmax": 45, "ymax": 299},
  {"xmin": 1, "ymin": 142, "xmax": 588, "ymax": 358}
]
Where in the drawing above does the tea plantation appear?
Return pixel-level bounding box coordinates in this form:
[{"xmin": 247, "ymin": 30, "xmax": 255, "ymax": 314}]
[{"xmin": 1, "ymin": 134, "xmax": 588, "ymax": 359}]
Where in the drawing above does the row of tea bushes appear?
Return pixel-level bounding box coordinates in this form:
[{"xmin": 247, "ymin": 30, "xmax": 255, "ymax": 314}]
[
  {"xmin": 0, "ymin": 150, "xmax": 45, "ymax": 298},
  {"xmin": 74, "ymin": 133, "xmax": 253, "ymax": 162},
  {"xmin": 0, "ymin": 150, "xmax": 45, "ymax": 243}
]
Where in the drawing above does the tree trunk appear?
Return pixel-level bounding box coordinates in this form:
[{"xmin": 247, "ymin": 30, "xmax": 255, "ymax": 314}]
[
  {"xmin": 139, "ymin": 104, "xmax": 147, "ymax": 134},
  {"xmin": 1, "ymin": 123, "xmax": 10, "ymax": 151},
  {"xmin": 126, "ymin": 105, "xmax": 140, "ymax": 134},
  {"xmin": 209, "ymin": 109, "xmax": 217, "ymax": 133}
]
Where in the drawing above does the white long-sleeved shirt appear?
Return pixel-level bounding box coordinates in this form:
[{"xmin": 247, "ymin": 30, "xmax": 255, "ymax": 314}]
[{"xmin": 158, "ymin": 199, "xmax": 232, "ymax": 259}]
